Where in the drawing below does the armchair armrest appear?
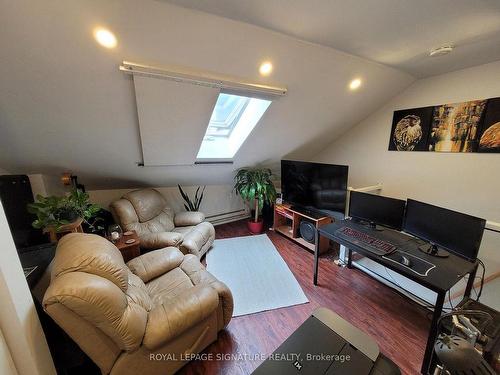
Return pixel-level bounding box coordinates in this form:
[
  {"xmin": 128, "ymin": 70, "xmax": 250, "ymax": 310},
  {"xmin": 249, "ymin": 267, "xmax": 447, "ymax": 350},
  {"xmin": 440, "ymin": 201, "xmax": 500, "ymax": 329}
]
[
  {"xmin": 143, "ymin": 285, "xmax": 219, "ymax": 350},
  {"xmin": 174, "ymin": 211, "xmax": 205, "ymax": 227},
  {"xmin": 127, "ymin": 247, "xmax": 184, "ymax": 283},
  {"xmin": 139, "ymin": 232, "xmax": 183, "ymax": 250}
]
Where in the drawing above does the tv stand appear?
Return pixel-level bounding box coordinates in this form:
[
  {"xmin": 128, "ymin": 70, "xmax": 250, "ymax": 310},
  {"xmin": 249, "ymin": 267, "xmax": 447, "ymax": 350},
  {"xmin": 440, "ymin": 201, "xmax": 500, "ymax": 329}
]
[{"xmin": 273, "ymin": 204, "xmax": 332, "ymax": 254}]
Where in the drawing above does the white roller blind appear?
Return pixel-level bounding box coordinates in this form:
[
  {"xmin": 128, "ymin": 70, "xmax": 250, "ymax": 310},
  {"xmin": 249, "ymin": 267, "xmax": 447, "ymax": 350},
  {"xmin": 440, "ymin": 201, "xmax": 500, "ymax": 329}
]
[{"xmin": 133, "ymin": 75, "xmax": 220, "ymax": 166}]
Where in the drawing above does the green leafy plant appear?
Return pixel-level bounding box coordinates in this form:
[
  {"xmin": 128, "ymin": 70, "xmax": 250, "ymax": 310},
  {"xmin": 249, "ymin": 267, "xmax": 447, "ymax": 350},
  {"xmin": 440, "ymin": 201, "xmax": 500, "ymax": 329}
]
[
  {"xmin": 27, "ymin": 189, "xmax": 102, "ymax": 232},
  {"xmin": 68, "ymin": 189, "xmax": 103, "ymax": 232},
  {"xmin": 234, "ymin": 167, "xmax": 277, "ymax": 223},
  {"xmin": 27, "ymin": 195, "xmax": 68, "ymax": 230},
  {"xmin": 178, "ymin": 185, "xmax": 206, "ymax": 211}
]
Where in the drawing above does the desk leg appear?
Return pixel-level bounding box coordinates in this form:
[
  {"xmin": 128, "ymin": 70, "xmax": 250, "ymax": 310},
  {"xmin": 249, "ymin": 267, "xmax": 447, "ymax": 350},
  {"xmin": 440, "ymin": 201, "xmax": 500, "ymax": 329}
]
[
  {"xmin": 464, "ymin": 263, "xmax": 478, "ymax": 298},
  {"xmin": 421, "ymin": 291, "xmax": 445, "ymax": 375},
  {"xmin": 347, "ymin": 248, "xmax": 352, "ymax": 269},
  {"xmin": 313, "ymin": 229, "xmax": 320, "ymax": 285}
]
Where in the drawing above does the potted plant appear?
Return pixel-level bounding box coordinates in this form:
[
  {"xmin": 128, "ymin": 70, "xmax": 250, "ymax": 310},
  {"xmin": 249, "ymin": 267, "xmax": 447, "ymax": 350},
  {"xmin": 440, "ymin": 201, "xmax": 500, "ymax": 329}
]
[
  {"xmin": 234, "ymin": 167, "xmax": 277, "ymax": 234},
  {"xmin": 27, "ymin": 188, "xmax": 102, "ymax": 233},
  {"xmin": 178, "ymin": 184, "xmax": 206, "ymax": 211},
  {"xmin": 67, "ymin": 188, "xmax": 104, "ymax": 233}
]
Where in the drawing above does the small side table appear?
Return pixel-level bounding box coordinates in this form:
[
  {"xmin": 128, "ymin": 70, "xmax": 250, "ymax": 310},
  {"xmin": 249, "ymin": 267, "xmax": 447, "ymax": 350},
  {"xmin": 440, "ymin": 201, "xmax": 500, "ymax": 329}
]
[{"xmin": 114, "ymin": 231, "xmax": 141, "ymax": 262}]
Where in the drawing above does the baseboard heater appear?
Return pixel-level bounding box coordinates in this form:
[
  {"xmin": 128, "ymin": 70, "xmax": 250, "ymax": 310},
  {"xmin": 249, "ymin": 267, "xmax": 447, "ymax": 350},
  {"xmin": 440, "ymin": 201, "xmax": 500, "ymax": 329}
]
[{"xmin": 206, "ymin": 209, "xmax": 249, "ymax": 226}]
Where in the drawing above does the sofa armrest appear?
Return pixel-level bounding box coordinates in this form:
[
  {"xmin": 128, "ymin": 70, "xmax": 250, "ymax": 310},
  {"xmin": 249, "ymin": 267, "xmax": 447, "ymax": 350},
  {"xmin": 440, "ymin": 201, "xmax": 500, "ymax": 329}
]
[
  {"xmin": 143, "ymin": 285, "xmax": 219, "ymax": 350},
  {"xmin": 139, "ymin": 232, "xmax": 183, "ymax": 250},
  {"xmin": 174, "ymin": 211, "xmax": 205, "ymax": 227},
  {"xmin": 127, "ymin": 247, "xmax": 184, "ymax": 283}
]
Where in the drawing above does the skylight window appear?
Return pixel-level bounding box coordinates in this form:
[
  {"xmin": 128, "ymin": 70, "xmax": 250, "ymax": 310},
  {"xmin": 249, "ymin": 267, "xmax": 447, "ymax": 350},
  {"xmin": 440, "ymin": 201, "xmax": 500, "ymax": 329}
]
[{"xmin": 196, "ymin": 93, "xmax": 271, "ymax": 161}]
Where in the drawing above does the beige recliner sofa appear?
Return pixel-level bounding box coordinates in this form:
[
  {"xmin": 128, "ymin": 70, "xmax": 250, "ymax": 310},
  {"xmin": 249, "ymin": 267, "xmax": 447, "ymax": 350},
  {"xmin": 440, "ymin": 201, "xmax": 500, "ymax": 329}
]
[
  {"xmin": 110, "ymin": 188, "xmax": 215, "ymax": 258},
  {"xmin": 43, "ymin": 233, "xmax": 233, "ymax": 375}
]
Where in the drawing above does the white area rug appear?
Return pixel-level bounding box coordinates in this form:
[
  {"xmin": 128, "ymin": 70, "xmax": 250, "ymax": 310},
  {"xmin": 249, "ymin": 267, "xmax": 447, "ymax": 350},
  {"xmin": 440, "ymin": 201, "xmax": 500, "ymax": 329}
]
[{"xmin": 206, "ymin": 234, "xmax": 309, "ymax": 317}]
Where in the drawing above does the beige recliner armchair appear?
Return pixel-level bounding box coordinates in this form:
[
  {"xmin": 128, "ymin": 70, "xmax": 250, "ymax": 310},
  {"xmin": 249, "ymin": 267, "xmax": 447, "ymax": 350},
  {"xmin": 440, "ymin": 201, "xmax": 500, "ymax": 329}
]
[
  {"xmin": 43, "ymin": 233, "xmax": 233, "ymax": 375},
  {"xmin": 110, "ymin": 188, "xmax": 215, "ymax": 258}
]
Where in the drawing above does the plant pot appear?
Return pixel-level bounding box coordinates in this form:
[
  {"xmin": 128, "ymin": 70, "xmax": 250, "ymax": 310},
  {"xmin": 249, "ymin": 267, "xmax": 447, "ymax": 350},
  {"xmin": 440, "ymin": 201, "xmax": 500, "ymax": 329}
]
[
  {"xmin": 58, "ymin": 209, "xmax": 79, "ymax": 223},
  {"xmin": 247, "ymin": 220, "xmax": 264, "ymax": 234}
]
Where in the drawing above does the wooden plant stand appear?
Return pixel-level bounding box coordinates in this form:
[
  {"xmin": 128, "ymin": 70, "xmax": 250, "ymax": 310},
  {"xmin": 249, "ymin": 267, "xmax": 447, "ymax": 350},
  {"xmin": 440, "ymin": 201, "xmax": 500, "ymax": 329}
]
[{"xmin": 45, "ymin": 218, "xmax": 84, "ymax": 243}]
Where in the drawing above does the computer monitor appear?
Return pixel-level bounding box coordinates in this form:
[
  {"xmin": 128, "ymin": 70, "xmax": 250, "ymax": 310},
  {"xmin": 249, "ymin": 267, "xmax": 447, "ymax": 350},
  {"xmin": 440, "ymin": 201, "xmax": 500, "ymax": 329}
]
[
  {"xmin": 348, "ymin": 191, "xmax": 406, "ymax": 231},
  {"xmin": 403, "ymin": 199, "xmax": 486, "ymax": 262}
]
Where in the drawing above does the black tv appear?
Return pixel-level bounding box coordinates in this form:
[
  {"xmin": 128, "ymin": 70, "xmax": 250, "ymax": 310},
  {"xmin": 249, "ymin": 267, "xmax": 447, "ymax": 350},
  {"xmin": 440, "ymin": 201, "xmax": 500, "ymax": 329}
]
[
  {"xmin": 403, "ymin": 199, "xmax": 486, "ymax": 261},
  {"xmin": 349, "ymin": 191, "xmax": 406, "ymax": 230},
  {"xmin": 281, "ymin": 160, "xmax": 348, "ymax": 219}
]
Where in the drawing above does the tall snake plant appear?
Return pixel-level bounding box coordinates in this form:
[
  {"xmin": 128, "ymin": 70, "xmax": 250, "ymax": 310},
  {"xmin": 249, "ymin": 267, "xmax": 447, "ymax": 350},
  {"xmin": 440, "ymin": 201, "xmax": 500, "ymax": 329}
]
[{"xmin": 178, "ymin": 185, "xmax": 206, "ymax": 211}]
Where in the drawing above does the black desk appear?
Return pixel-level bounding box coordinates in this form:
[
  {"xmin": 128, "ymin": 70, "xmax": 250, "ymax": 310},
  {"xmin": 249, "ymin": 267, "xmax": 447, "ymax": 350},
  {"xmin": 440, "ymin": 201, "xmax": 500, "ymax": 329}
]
[{"xmin": 313, "ymin": 220, "xmax": 479, "ymax": 375}]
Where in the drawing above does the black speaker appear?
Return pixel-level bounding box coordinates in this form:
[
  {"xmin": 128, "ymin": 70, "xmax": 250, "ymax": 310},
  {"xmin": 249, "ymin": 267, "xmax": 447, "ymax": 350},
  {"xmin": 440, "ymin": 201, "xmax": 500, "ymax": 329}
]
[
  {"xmin": 0, "ymin": 174, "xmax": 47, "ymax": 249},
  {"xmin": 299, "ymin": 220, "xmax": 316, "ymax": 243}
]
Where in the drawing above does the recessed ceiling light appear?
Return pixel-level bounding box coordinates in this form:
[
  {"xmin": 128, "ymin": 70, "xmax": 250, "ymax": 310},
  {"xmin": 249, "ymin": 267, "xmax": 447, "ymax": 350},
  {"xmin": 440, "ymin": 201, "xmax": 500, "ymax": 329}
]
[
  {"xmin": 94, "ymin": 28, "xmax": 117, "ymax": 49},
  {"xmin": 349, "ymin": 78, "xmax": 362, "ymax": 90},
  {"xmin": 429, "ymin": 45, "xmax": 454, "ymax": 57},
  {"xmin": 259, "ymin": 62, "xmax": 273, "ymax": 76}
]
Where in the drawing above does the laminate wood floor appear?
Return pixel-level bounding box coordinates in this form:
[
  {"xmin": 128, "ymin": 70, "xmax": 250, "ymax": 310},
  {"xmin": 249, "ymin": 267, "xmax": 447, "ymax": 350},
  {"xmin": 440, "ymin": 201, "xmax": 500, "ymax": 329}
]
[{"xmin": 180, "ymin": 220, "xmax": 429, "ymax": 375}]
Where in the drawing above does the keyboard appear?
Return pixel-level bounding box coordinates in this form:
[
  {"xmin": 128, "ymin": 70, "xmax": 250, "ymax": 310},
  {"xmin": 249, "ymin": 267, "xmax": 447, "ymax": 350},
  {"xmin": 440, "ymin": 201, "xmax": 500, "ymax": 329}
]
[{"xmin": 334, "ymin": 227, "xmax": 397, "ymax": 256}]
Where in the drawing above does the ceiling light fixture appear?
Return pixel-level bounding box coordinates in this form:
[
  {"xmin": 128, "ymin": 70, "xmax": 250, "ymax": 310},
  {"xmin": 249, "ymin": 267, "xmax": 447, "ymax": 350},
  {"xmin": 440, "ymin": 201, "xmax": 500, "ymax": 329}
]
[
  {"xmin": 259, "ymin": 61, "xmax": 273, "ymax": 76},
  {"xmin": 429, "ymin": 44, "xmax": 454, "ymax": 57},
  {"xmin": 94, "ymin": 27, "xmax": 117, "ymax": 49},
  {"xmin": 349, "ymin": 78, "xmax": 362, "ymax": 90}
]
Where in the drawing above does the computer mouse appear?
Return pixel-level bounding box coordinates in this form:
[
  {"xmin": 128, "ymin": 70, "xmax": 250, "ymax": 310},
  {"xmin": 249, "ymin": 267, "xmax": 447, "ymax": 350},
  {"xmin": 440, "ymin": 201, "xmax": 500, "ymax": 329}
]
[{"xmin": 400, "ymin": 255, "xmax": 412, "ymax": 267}]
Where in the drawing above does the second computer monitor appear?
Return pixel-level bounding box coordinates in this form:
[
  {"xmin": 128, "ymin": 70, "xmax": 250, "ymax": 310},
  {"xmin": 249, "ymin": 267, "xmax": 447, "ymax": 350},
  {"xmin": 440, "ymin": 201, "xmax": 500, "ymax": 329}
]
[
  {"xmin": 403, "ymin": 199, "xmax": 486, "ymax": 262},
  {"xmin": 349, "ymin": 191, "xmax": 406, "ymax": 230}
]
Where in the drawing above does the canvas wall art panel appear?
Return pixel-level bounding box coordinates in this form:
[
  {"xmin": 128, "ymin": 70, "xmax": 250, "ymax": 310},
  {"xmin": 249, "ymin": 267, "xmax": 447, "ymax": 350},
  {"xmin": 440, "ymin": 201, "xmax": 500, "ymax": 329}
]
[
  {"xmin": 428, "ymin": 100, "xmax": 487, "ymax": 152},
  {"xmin": 388, "ymin": 106, "xmax": 434, "ymax": 151},
  {"xmin": 478, "ymin": 97, "xmax": 500, "ymax": 153}
]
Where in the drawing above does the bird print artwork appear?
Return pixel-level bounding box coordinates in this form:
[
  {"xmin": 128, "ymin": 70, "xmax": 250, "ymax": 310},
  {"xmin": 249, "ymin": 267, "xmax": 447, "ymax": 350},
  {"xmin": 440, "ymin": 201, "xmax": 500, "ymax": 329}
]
[{"xmin": 393, "ymin": 115, "xmax": 423, "ymax": 151}]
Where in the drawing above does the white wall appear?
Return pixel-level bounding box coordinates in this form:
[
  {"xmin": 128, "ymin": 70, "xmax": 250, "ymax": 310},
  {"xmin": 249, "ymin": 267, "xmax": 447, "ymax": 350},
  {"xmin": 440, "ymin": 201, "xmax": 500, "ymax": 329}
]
[
  {"xmin": 315, "ymin": 60, "xmax": 500, "ymax": 307},
  {"xmin": 0, "ymin": 202, "xmax": 56, "ymax": 375},
  {"xmin": 28, "ymin": 174, "xmax": 68, "ymax": 198},
  {"xmin": 89, "ymin": 184, "xmax": 248, "ymax": 224},
  {"xmin": 0, "ymin": 0, "xmax": 414, "ymax": 189}
]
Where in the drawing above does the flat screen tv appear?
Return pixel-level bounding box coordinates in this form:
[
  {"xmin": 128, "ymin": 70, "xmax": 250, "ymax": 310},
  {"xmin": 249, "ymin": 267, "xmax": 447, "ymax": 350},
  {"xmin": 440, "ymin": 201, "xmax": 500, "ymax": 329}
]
[{"xmin": 281, "ymin": 160, "xmax": 348, "ymax": 219}]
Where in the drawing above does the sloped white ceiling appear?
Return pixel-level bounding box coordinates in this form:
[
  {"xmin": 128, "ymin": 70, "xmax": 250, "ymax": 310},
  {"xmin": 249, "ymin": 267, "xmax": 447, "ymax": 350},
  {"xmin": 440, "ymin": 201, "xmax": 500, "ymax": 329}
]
[
  {"xmin": 165, "ymin": 0, "xmax": 500, "ymax": 78},
  {"xmin": 0, "ymin": 0, "xmax": 414, "ymax": 189}
]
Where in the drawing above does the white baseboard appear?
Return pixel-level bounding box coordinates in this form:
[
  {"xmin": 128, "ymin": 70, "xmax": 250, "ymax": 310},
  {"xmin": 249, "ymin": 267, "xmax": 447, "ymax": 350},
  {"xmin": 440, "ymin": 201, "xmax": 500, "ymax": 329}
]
[{"xmin": 207, "ymin": 209, "xmax": 250, "ymax": 226}]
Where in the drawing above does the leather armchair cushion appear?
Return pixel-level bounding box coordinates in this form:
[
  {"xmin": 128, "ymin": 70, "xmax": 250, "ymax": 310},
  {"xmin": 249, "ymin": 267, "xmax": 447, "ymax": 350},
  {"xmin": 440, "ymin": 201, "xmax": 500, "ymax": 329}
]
[
  {"xmin": 123, "ymin": 189, "xmax": 167, "ymax": 222},
  {"xmin": 143, "ymin": 285, "xmax": 219, "ymax": 350},
  {"xmin": 179, "ymin": 222, "xmax": 215, "ymax": 257},
  {"xmin": 174, "ymin": 211, "xmax": 205, "ymax": 227},
  {"xmin": 180, "ymin": 255, "xmax": 233, "ymax": 328},
  {"xmin": 126, "ymin": 271, "xmax": 153, "ymax": 312},
  {"xmin": 51, "ymin": 233, "xmax": 129, "ymax": 292},
  {"xmin": 139, "ymin": 232, "xmax": 183, "ymax": 250},
  {"xmin": 44, "ymin": 271, "xmax": 147, "ymax": 351},
  {"xmin": 127, "ymin": 248, "xmax": 184, "ymax": 283}
]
